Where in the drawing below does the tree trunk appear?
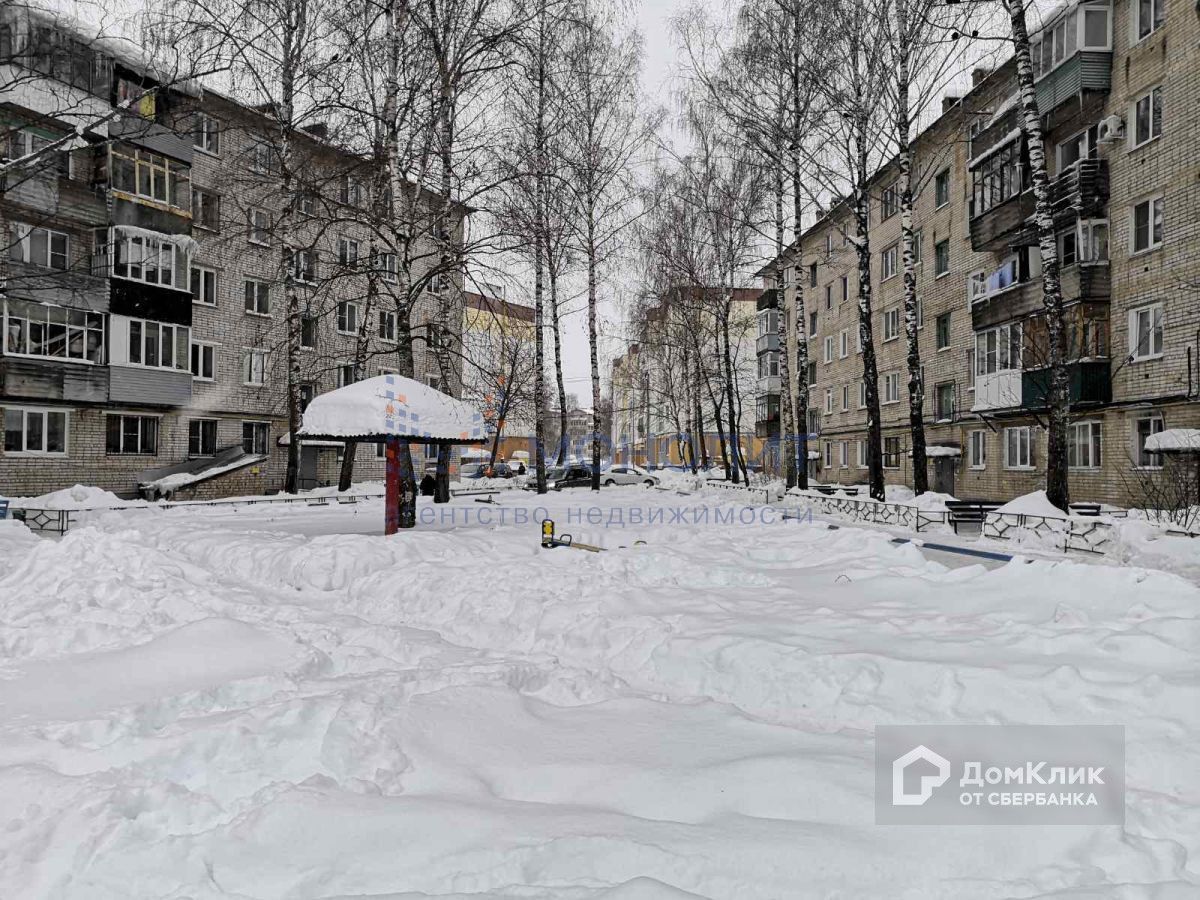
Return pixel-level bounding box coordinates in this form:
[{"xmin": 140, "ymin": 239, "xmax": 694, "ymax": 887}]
[
  {"xmin": 855, "ymin": 158, "xmax": 885, "ymax": 501},
  {"xmin": 587, "ymin": 215, "xmax": 602, "ymax": 491},
  {"xmin": 774, "ymin": 169, "xmax": 797, "ymax": 488},
  {"xmin": 896, "ymin": 0, "xmax": 928, "ymax": 495},
  {"xmin": 790, "ymin": 16, "xmax": 809, "ymax": 491},
  {"xmin": 1005, "ymin": 0, "xmax": 1070, "ymax": 512},
  {"xmin": 720, "ymin": 300, "xmax": 741, "ymax": 484},
  {"xmin": 548, "ymin": 257, "xmax": 569, "ymax": 465}
]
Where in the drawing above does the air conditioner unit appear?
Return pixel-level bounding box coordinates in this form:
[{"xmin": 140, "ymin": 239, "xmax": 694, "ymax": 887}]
[{"xmin": 1097, "ymin": 114, "xmax": 1125, "ymax": 143}]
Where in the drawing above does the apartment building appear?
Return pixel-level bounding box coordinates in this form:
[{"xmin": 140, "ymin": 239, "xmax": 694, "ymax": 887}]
[
  {"xmin": 757, "ymin": 0, "xmax": 1199, "ymax": 506},
  {"xmin": 1, "ymin": 7, "xmax": 461, "ymax": 500},
  {"xmin": 461, "ymin": 285, "xmax": 535, "ymax": 462}
]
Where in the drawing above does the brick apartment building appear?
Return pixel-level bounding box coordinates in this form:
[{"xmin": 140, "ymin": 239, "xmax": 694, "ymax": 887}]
[
  {"xmin": 1, "ymin": 7, "xmax": 461, "ymax": 500},
  {"xmin": 757, "ymin": 0, "xmax": 1198, "ymax": 506}
]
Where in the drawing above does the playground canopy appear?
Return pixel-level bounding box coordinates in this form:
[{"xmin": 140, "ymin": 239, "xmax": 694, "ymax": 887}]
[{"xmin": 298, "ymin": 374, "xmax": 487, "ymax": 445}]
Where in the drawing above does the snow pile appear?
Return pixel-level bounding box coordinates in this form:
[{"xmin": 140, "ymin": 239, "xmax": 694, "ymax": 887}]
[
  {"xmin": 11, "ymin": 484, "xmax": 145, "ymax": 509},
  {"xmin": 0, "ymin": 519, "xmax": 41, "ymax": 580},
  {"xmin": 995, "ymin": 489, "xmax": 1069, "ymax": 518},
  {"xmin": 299, "ymin": 373, "xmax": 486, "ymax": 442},
  {"xmin": 1110, "ymin": 519, "xmax": 1200, "ymax": 583},
  {"xmin": 0, "ymin": 492, "xmax": 1198, "ymax": 896},
  {"xmin": 146, "ymin": 455, "xmax": 266, "ymax": 492},
  {"xmin": 1144, "ymin": 428, "xmax": 1200, "ymax": 453}
]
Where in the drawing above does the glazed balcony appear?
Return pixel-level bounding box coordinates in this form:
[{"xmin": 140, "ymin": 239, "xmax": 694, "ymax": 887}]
[
  {"xmin": 972, "ymin": 262, "xmax": 1110, "ymax": 331},
  {"xmin": 969, "ymin": 160, "xmax": 1108, "ymax": 253}
]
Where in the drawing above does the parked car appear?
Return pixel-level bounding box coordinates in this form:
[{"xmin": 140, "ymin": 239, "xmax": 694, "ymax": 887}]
[
  {"xmin": 602, "ymin": 465, "xmax": 659, "ymax": 487},
  {"xmin": 522, "ymin": 464, "xmax": 600, "ymax": 491},
  {"xmin": 458, "ymin": 463, "xmax": 486, "ymax": 480}
]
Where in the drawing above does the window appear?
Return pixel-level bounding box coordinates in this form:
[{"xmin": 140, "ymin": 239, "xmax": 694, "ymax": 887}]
[
  {"xmin": 3, "ymin": 299, "xmax": 105, "ymax": 363},
  {"xmin": 783, "ymin": 266, "xmax": 793, "ymax": 285},
  {"xmin": 935, "ymin": 169, "xmax": 950, "ymax": 208},
  {"xmin": 244, "ymin": 279, "xmax": 271, "ymax": 315},
  {"xmin": 1135, "ymin": 415, "xmax": 1164, "ymax": 468},
  {"xmin": 971, "ymin": 141, "xmax": 1024, "ymax": 216},
  {"xmin": 841, "ymin": 384, "xmax": 850, "ymax": 412},
  {"xmin": 193, "ymin": 114, "xmax": 220, "ymax": 155},
  {"xmin": 934, "ymin": 239, "xmax": 950, "ymax": 277},
  {"xmin": 880, "ymin": 182, "xmax": 899, "ymax": 220},
  {"xmin": 1057, "ymin": 126, "xmax": 1097, "ymax": 172},
  {"xmin": 858, "ymin": 380, "xmax": 867, "ymax": 409},
  {"xmin": 379, "ymin": 309, "xmax": 397, "ymax": 342},
  {"xmin": 110, "ymin": 143, "xmax": 190, "ymax": 210},
  {"xmin": 299, "ymin": 383, "xmax": 316, "ymax": 412},
  {"xmin": 824, "ymin": 387, "xmax": 834, "ymax": 414},
  {"xmin": 190, "ymin": 341, "xmax": 216, "ymax": 381},
  {"xmin": 824, "ymin": 441, "xmax": 833, "ymax": 468},
  {"xmin": 823, "ymin": 335, "xmax": 834, "ymax": 363},
  {"xmin": 824, "ymin": 284, "xmax": 833, "ymax": 310},
  {"xmin": 1067, "ymin": 421, "xmax": 1102, "ymax": 469},
  {"xmin": 839, "ymin": 329, "xmax": 849, "ymax": 359},
  {"xmin": 839, "ymin": 441, "xmax": 849, "ymax": 468},
  {"xmin": 189, "ymin": 419, "xmax": 217, "ymax": 456},
  {"xmin": 975, "ymin": 323, "xmax": 1022, "ymax": 376},
  {"xmin": 912, "ymin": 230, "xmax": 923, "ymax": 265},
  {"xmin": 759, "ymin": 308, "xmax": 778, "ymax": 336},
  {"xmin": 883, "ymin": 308, "xmax": 900, "ymax": 342},
  {"xmin": 190, "ymin": 266, "xmax": 218, "ymax": 306},
  {"xmin": 1059, "ymin": 229, "xmax": 1078, "ymax": 267},
  {"xmin": 825, "ymin": 233, "xmax": 834, "ymax": 255},
  {"xmin": 1129, "ymin": 303, "xmax": 1163, "ymax": 361},
  {"xmin": 243, "ymin": 349, "xmax": 267, "ymax": 385},
  {"xmin": 968, "ymin": 270, "xmax": 988, "ymax": 305},
  {"xmin": 127, "ymin": 319, "xmax": 189, "ymax": 370},
  {"xmin": 290, "ymin": 248, "xmax": 316, "ymax": 284},
  {"xmin": 807, "ymin": 362, "xmax": 817, "ymax": 385},
  {"xmin": 107, "ymin": 227, "xmax": 191, "ymax": 291},
  {"xmin": 248, "ymin": 141, "xmax": 279, "ymax": 175},
  {"xmin": 1082, "ymin": 3, "xmax": 1110, "ymax": 48},
  {"xmin": 1130, "ymin": 196, "xmax": 1164, "ymax": 253},
  {"xmin": 1131, "ymin": 86, "xmax": 1163, "ymax": 149},
  {"xmin": 3, "ymin": 407, "xmax": 67, "ymax": 455},
  {"xmin": 428, "ymin": 272, "xmax": 446, "ymax": 295},
  {"xmin": 242, "ymin": 422, "xmax": 269, "ymax": 455},
  {"xmin": 340, "ymin": 176, "xmax": 364, "ymax": 207},
  {"xmin": 7, "ymin": 223, "xmax": 69, "ymax": 269},
  {"xmin": 192, "ymin": 188, "xmax": 220, "ymax": 230},
  {"xmin": 883, "ymin": 436, "xmax": 901, "ymax": 469},
  {"xmin": 936, "ymin": 312, "xmax": 951, "ymax": 350},
  {"xmin": 1004, "ymin": 426, "xmax": 1033, "ymax": 469},
  {"xmin": 338, "ymin": 238, "xmax": 360, "ymax": 267},
  {"xmin": 338, "ymin": 362, "xmax": 356, "ymax": 388},
  {"xmin": 881, "ymin": 244, "xmax": 898, "ymax": 280},
  {"xmin": 300, "ymin": 315, "xmax": 317, "ymax": 349},
  {"xmin": 337, "ymin": 301, "xmax": 360, "ymax": 334},
  {"xmin": 809, "ymin": 262, "xmax": 817, "ymax": 288},
  {"xmin": 248, "ymin": 208, "xmax": 270, "ymax": 245},
  {"xmin": 757, "ymin": 353, "xmax": 779, "ymax": 378},
  {"xmin": 378, "ymin": 251, "xmax": 397, "ymax": 282},
  {"xmin": 1135, "ymin": 0, "xmax": 1165, "ymax": 41},
  {"xmin": 426, "ymin": 372, "xmax": 442, "ymax": 392},
  {"xmin": 934, "ymin": 382, "xmax": 955, "ymax": 421},
  {"xmin": 1079, "ymin": 220, "xmax": 1109, "ymax": 263},
  {"xmin": 969, "ymin": 430, "xmax": 986, "ymax": 469},
  {"xmin": 884, "ymin": 372, "xmax": 900, "ymax": 404},
  {"xmin": 857, "ymin": 439, "xmax": 868, "ymax": 469},
  {"xmin": 106, "ymin": 414, "xmax": 158, "ymax": 455},
  {"xmin": 840, "ymin": 275, "xmax": 849, "ymax": 304}
]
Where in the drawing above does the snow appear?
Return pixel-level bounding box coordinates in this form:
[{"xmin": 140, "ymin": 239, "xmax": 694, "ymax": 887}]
[
  {"xmin": 1, "ymin": 490, "xmax": 1199, "ymax": 896},
  {"xmin": 995, "ymin": 489, "xmax": 1069, "ymax": 518},
  {"xmin": 923, "ymin": 445, "xmax": 961, "ymax": 457},
  {"xmin": 143, "ymin": 455, "xmax": 266, "ymax": 492},
  {"xmin": 8, "ymin": 484, "xmax": 146, "ymax": 509},
  {"xmin": 299, "ymin": 374, "xmax": 486, "ymax": 442},
  {"xmin": 1144, "ymin": 428, "xmax": 1200, "ymax": 453}
]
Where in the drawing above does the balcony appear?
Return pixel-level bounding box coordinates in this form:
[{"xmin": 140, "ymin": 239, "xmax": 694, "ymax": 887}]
[
  {"xmin": 1036, "ymin": 52, "xmax": 1112, "ymax": 117},
  {"xmin": 757, "ymin": 375, "xmax": 781, "ymax": 394},
  {"xmin": 108, "ymin": 365, "xmax": 193, "ymax": 406},
  {"xmin": 0, "ymin": 357, "xmax": 108, "ymax": 403},
  {"xmin": 1022, "ymin": 361, "xmax": 1111, "ymax": 409},
  {"xmin": 972, "ymin": 370, "xmax": 1022, "ymax": 412},
  {"xmin": 757, "ymin": 333, "xmax": 780, "ymax": 355},
  {"xmin": 972, "ymin": 263, "xmax": 1110, "ymax": 331},
  {"xmin": 969, "ymin": 161, "xmax": 1108, "ymax": 254},
  {"xmin": 755, "ymin": 392, "xmax": 780, "ymax": 438}
]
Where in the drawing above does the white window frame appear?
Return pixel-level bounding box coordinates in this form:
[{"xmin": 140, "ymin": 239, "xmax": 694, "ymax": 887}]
[
  {"xmin": 1134, "ymin": 414, "xmax": 1164, "ymax": 469},
  {"xmin": 105, "ymin": 412, "xmax": 159, "ymax": 456},
  {"xmin": 337, "ymin": 300, "xmax": 360, "ymax": 335},
  {"xmin": 1003, "ymin": 426, "xmax": 1033, "ymax": 470},
  {"xmin": 191, "ymin": 265, "xmax": 218, "ymax": 306},
  {"xmin": 378, "ymin": 309, "xmax": 397, "ymax": 342},
  {"xmin": 1130, "ymin": 195, "xmax": 1164, "ymax": 254},
  {"xmin": 882, "ymin": 436, "xmax": 902, "ymax": 469},
  {"xmin": 824, "ymin": 387, "xmax": 834, "ymax": 414},
  {"xmin": 188, "ymin": 417, "xmax": 219, "ymax": 457},
  {"xmin": 839, "ymin": 440, "xmax": 849, "ymax": 468},
  {"xmin": 190, "ymin": 340, "xmax": 217, "ymax": 382},
  {"xmin": 881, "ymin": 244, "xmax": 898, "ymax": 281},
  {"xmin": 1132, "ymin": 0, "xmax": 1165, "ymax": 43},
  {"xmin": 244, "ymin": 278, "xmax": 271, "ymax": 316},
  {"xmin": 338, "ymin": 237, "xmax": 360, "ymax": 267},
  {"xmin": 823, "ymin": 335, "xmax": 834, "ymax": 364},
  {"xmin": 858, "ymin": 380, "xmax": 867, "ymax": 409},
  {"xmin": 1067, "ymin": 420, "xmax": 1102, "ymax": 470},
  {"xmin": 934, "ymin": 168, "xmax": 950, "ymax": 208},
  {"xmin": 2, "ymin": 406, "xmax": 68, "ymax": 456},
  {"xmin": 883, "ymin": 308, "xmax": 900, "ymax": 342},
  {"xmin": 192, "ymin": 187, "xmax": 220, "ymax": 231},
  {"xmin": 126, "ymin": 318, "xmax": 190, "ymax": 371},
  {"xmin": 839, "ymin": 329, "xmax": 849, "ymax": 359},
  {"xmin": 248, "ymin": 208, "xmax": 271, "ymax": 246},
  {"xmin": 7, "ymin": 222, "xmax": 69, "ymax": 269},
  {"xmin": 1129, "ymin": 86, "xmax": 1163, "ymax": 150},
  {"xmin": 1128, "ymin": 303, "xmax": 1163, "ymax": 361},
  {"xmin": 243, "ymin": 348, "xmax": 267, "ymax": 386},
  {"xmin": 934, "ymin": 239, "xmax": 950, "ymax": 278},
  {"xmin": 883, "ymin": 371, "xmax": 901, "ymax": 404},
  {"xmin": 968, "ymin": 429, "xmax": 986, "ymax": 469},
  {"xmin": 841, "ymin": 384, "xmax": 850, "ymax": 412},
  {"xmin": 2, "ymin": 298, "xmax": 106, "ymax": 365},
  {"xmin": 106, "ymin": 226, "xmax": 191, "ymax": 292},
  {"xmin": 242, "ymin": 420, "xmax": 270, "ymax": 455},
  {"xmin": 193, "ymin": 113, "xmax": 220, "ymax": 156}
]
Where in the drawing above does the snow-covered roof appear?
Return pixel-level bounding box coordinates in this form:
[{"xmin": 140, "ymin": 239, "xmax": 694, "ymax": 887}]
[
  {"xmin": 1145, "ymin": 429, "xmax": 1200, "ymax": 454},
  {"xmin": 298, "ymin": 375, "xmax": 486, "ymax": 443},
  {"xmin": 923, "ymin": 446, "xmax": 961, "ymax": 458}
]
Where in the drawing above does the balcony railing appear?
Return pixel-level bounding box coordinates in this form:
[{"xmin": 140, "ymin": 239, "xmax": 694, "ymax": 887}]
[
  {"xmin": 1022, "ymin": 360, "xmax": 1111, "ymax": 408},
  {"xmin": 757, "ymin": 333, "xmax": 780, "ymax": 354},
  {"xmin": 972, "ymin": 262, "xmax": 1110, "ymax": 330},
  {"xmin": 970, "ymin": 159, "xmax": 1109, "ymax": 253}
]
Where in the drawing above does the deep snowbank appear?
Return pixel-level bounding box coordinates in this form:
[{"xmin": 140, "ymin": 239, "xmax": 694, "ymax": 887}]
[{"xmin": 0, "ymin": 491, "xmax": 1198, "ymax": 897}]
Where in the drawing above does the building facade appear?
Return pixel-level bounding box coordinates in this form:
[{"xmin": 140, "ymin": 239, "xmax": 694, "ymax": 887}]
[
  {"xmin": 758, "ymin": 0, "xmax": 1198, "ymax": 507},
  {"xmin": 1, "ymin": 7, "xmax": 461, "ymax": 500},
  {"xmin": 461, "ymin": 285, "xmax": 535, "ymax": 463}
]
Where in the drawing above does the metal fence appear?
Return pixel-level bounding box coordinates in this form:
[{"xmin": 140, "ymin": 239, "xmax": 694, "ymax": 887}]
[
  {"xmin": 782, "ymin": 490, "xmax": 949, "ymax": 533},
  {"xmin": 982, "ymin": 512, "xmax": 1114, "ymax": 555}
]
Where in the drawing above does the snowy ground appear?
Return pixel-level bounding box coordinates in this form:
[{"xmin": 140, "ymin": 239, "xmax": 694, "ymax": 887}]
[{"xmin": 1, "ymin": 488, "xmax": 1198, "ymax": 898}]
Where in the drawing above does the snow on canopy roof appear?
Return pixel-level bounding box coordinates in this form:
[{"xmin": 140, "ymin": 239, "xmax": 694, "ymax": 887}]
[
  {"xmin": 298, "ymin": 375, "xmax": 486, "ymax": 443},
  {"xmin": 1145, "ymin": 428, "xmax": 1200, "ymax": 454}
]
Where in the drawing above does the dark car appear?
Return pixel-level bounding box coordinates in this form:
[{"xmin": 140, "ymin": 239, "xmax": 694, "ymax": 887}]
[{"xmin": 522, "ymin": 465, "xmax": 600, "ymax": 491}]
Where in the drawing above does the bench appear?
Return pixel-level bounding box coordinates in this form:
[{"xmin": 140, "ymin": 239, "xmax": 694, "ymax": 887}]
[
  {"xmin": 944, "ymin": 499, "xmax": 1004, "ymax": 534},
  {"xmin": 814, "ymin": 484, "xmax": 860, "ymax": 497},
  {"xmin": 0, "ymin": 498, "xmax": 8, "ymax": 520},
  {"xmin": 452, "ymin": 488, "xmax": 501, "ymax": 499},
  {"xmin": 1069, "ymin": 502, "xmax": 1102, "ymax": 517}
]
